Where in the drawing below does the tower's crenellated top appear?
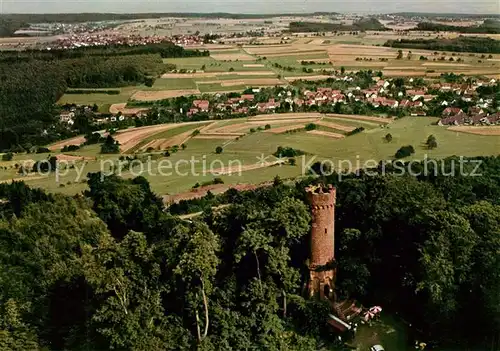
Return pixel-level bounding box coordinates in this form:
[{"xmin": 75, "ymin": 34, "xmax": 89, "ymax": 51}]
[{"xmin": 306, "ymin": 184, "xmax": 336, "ymax": 209}]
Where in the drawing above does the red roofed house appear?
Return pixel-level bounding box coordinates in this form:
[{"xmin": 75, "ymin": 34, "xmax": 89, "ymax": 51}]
[
  {"xmin": 192, "ymin": 100, "xmax": 210, "ymax": 112},
  {"xmin": 438, "ymin": 111, "xmax": 467, "ymax": 126},
  {"xmin": 187, "ymin": 108, "xmax": 199, "ymax": 117},
  {"xmin": 442, "ymin": 107, "xmax": 463, "ymax": 117},
  {"xmin": 241, "ymin": 94, "xmax": 254, "ymax": 101},
  {"xmin": 486, "ymin": 113, "xmax": 500, "ymax": 125}
]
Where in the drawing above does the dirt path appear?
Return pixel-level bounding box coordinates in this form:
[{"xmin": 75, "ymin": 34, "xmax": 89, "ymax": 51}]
[
  {"xmin": 209, "ymin": 159, "xmax": 286, "ymax": 176},
  {"xmin": 265, "ymin": 124, "xmax": 306, "ymax": 134},
  {"xmin": 109, "ymin": 103, "xmax": 149, "ymax": 115},
  {"xmin": 131, "ymin": 90, "xmax": 201, "ymax": 101},
  {"xmin": 250, "ymin": 112, "xmax": 323, "ymax": 121},
  {"xmin": 161, "ymin": 71, "xmax": 274, "ymax": 79},
  {"xmin": 55, "ymin": 154, "xmax": 96, "ymax": 161},
  {"xmin": 193, "ymin": 135, "xmax": 241, "ymax": 140},
  {"xmin": 164, "ymin": 182, "xmax": 271, "ymax": 205},
  {"xmin": 447, "ymin": 126, "xmax": 500, "ymax": 136},
  {"xmin": 0, "ymin": 175, "xmax": 48, "ymax": 184},
  {"xmin": 325, "ymin": 114, "xmax": 393, "ymax": 124},
  {"xmin": 316, "ymin": 120, "xmax": 355, "ymax": 132},
  {"xmin": 49, "ymin": 136, "xmax": 87, "ymax": 151}
]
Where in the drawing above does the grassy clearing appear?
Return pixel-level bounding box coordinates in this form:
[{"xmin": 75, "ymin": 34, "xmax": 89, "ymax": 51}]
[
  {"xmin": 324, "ymin": 117, "xmax": 379, "ymax": 129},
  {"xmin": 163, "ymin": 57, "xmax": 268, "ymax": 72},
  {"xmin": 193, "ymin": 74, "xmax": 278, "ymax": 82},
  {"xmin": 197, "ymin": 83, "xmax": 247, "ymax": 93},
  {"xmin": 316, "ymin": 125, "xmax": 347, "ymax": 135},
  {"xmin": 152, "ymin": 78, "xmax": 198, "ymax": 90},
  {"xmin": 58, "ymin": 86, "xmax": 138, "ymax": 106},
  {"xmin": 163, "ymin": 57, "xmax": 216, "ymax": 69},
  {"xmin": 265, "ymin": 53, "xmax": 331, "ymax": 76}
]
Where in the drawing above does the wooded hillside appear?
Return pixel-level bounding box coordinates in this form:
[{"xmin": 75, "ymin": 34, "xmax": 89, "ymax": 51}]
[
  {"xmin": 0, "ymin": 156, "xmax": 499, "ymax": 350},
  {"xmin": 384, "ymin": 36, "xmax": 500, "ymax": 53}
]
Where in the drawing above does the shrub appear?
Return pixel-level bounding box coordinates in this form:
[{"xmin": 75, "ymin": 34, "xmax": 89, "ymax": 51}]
[
  {"xmin": 191, "ymin": 129, "xmax": 201, "ymax": 137},
  {"xmin": 273, "ymin": 146, "xmax": 304, "ymax": 158},
  {"xmin": 100, "ymin": 135, "xmax": 120, "ymax": 154},
  {"xmin": 395, "ymin": 145, "xmax": 415, "ymax": 159},
  {"xmin": 61, "ymin": 145, "xmax": 80, "ymax": 152},
  {"xmin": 346, "ymin": 127, "xmax": 365, "ymax": 136},
  {"xmin": 305, "ymin": 123, "xmax": 317, "ymax": 131},
  {"xmin": 1, "ymin": 152, "xmax": 14, "ymax": 161},
  {"xmin": 215, "ymin": 146, "xmax": 223, "ymax": 154},
  {"xmin": 36, "ymin": 147, "xmax": 51, "ymax": 154},
  {"xmin": 213, "ymin": 177, "xmax": 224, "ymax": 185},
  {"xmin": 426, "ymin": 135, "xmax": 438, "ymax": 149},
  {"xmin": 265, "ymin": 124, "xmax": 271, "ymax": 130}
]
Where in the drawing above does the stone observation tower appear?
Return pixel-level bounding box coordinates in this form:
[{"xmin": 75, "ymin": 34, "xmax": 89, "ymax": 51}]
[{"xmin": 306, "ymin": 184, "xmax": 337, "ymax": 300}]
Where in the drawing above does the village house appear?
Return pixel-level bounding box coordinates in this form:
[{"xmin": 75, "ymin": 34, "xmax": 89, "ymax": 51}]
[
  {"xmin": 399, "ymin": 99, "xmax": 424, "ymax": 109},
  {"xmin": 362, "ymin": 89, "xmax": 378, "ymax": 99},
  {"xmin": 254, "ymin": 98, "xmax": 280, "ymax": 113},
  {"xmin": 406, "ymin": 89, "xmax": 427, "ymax": 101},
  {"xmin": 410, "ymin": 110, "xmax": 427, "ymax": 116},
  {"xmin": 438, "ymin": 111, "xmax": 468, "ymax": 126},
  {"xmin": 369, "ymin": 97, "xmax": 398, "ymax": 108},
  {"xmin": 192, "ymin": 100, "xmax": 210, "ymax": 112},
  {"xmin": 468, "ymin": 107, "xmax": 484, "ymax": 116},
  {"xmin": 59, "ymin": 111, "xmax": 75, "ymax": 124},
  {"xmin": 187, "ymin": 108, "xmax": 200, "ymax": 117},
  {"xmin": 442, "ymin": 107, "xmax": 463, "ymax": 117}
]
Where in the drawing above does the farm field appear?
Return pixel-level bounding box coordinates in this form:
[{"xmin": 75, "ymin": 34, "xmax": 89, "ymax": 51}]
[
  {"xmin": 57, "ymin": 86, "xmax": 140, "ymax": 112},
  {"xmin": 56, "ymin": 34, "xmax": 500, "ymax": 109},
  {"xmin": 2, "ymin": 115, "xmax": 499, "ymax": 198}
]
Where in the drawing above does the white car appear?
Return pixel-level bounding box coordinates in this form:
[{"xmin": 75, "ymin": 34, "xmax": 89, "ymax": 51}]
[{"xmin": 370, "ymin": 345, "xmax": 385, "ymax": 351}]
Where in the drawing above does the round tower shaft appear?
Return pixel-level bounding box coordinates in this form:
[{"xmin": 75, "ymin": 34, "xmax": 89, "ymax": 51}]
[{"xmin": 306, "ymin": 184, "xmax": 337, "ymax": 300}]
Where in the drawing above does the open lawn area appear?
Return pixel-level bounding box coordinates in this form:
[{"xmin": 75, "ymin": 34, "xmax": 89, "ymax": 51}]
[
  {"xmin": 163, "ymin": 57, "xmax": 271, "ymax": 72},
  {"xmin": 57, "ymin": 86, "xmax": 140, "ymax": 112},
  {"xmin": 152, "ymin": 78, "xmax": 198, "ymax": 90}
]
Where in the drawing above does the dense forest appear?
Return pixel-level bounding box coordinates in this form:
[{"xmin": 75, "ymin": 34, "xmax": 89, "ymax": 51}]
[
  {"xmin": 0, "ymin": 18, "xmax": 28, "ymax": 37},
  {"xmin": 384, "ymin": 36, "xmax": 500, "ymax": 53},
  {"xmin": 289, "ymin": 18, "xmax": 388, "ymax": 33},
  {"xmin": 413, "ymin": 20, "xmax": 500, "ymax": 34},
  {"xmin": 0, "ymin": 54, "xmax": 165, "ymax": 151},
  {"xmin": 0, "ymin": 156, "xmax": 499, "ymax": 350},
  {"xmin": 0, "ymin": 41, "xmax": 207, "ymax": 151},
  {"xmin": 0, "ymin": 42, "xmax": 209, "ymax": 61}
]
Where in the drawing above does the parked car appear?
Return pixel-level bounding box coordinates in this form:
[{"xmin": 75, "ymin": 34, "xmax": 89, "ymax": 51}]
[{"xmin": 370, "ymin": 345, "xmax": 385, "ymax": 351}]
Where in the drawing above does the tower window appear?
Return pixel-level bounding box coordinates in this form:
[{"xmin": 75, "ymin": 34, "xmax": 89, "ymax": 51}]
[
  {"xmin": 324, "ymin": 284, "xmax": 330, "ymax": 298},
  {"xmin": 325, "ymin": 228, "xmax": 327, "ymax": 234}
]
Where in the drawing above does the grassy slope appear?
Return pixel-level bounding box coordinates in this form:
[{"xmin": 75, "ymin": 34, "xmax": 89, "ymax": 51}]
[{"xmin": 3, "ymin": 117, "xmax": 499, "ymax": 196}]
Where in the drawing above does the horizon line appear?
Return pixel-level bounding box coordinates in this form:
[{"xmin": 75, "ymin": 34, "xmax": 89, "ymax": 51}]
[{"xmin": 1, "ymin": 11, "xmax": 498, "ymax": 16}]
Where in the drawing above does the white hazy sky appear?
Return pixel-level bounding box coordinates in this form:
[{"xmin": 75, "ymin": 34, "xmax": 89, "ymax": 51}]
[{"xmin": 0, "ymin": 0, "xmax": 499, "ymax": 14}]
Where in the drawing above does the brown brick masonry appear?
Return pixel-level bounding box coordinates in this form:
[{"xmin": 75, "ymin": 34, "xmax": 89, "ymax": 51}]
[{"xmin": 306, "ymin": 184, "xmax": 337, "ymax": 300}]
